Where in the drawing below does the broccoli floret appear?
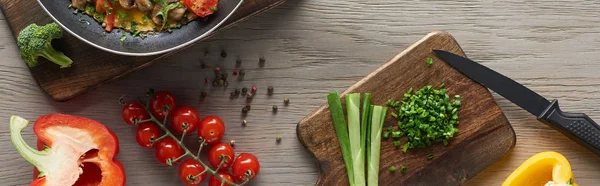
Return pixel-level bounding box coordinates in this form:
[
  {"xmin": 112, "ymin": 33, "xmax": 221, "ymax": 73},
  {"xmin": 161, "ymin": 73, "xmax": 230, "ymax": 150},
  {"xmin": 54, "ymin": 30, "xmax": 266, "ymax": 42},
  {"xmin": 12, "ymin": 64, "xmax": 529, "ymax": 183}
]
[{"xmin": 17, "ymin": 23, "xmax": 73, "ymax": 68}]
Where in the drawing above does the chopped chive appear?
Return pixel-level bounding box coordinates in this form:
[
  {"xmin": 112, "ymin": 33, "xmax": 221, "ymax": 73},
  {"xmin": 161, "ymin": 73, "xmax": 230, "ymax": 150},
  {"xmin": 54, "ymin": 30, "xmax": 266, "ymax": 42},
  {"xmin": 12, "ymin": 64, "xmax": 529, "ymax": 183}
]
[
  {"xmin": 401, "ymin": 166, "xmax": 407, "ymax": 173},
  {"xmin": 389, "ymin": 166, "xmax": 396, "ymax": 172},
  {"xmin": 427, "ymin": 153, "xmax": 434, "ymax": 160}
]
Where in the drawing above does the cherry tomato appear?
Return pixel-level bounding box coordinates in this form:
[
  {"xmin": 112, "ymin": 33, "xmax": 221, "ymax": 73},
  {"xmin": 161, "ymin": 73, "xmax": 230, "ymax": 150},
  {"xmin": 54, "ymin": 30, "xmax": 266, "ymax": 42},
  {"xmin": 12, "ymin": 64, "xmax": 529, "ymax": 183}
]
[
  {"xmin": 208, "ymin": 142, "xmax": 234, "ymax": 169},
  {"xmin": 198, "ymin": 116, "xmax": 225, "ymax": 145},
  {"xmin": 178, "ymin": 159, "xmax": 207, "ymax": 185},
  {"xmin": 122, "ymin": 102, "xmax": 150, "ymax": 125},
  {"xmin": 95, "ymin": 0, "xmax": 114, "ymax": 32},
  {"xmin": 171, "ymin": 106, "xmax": 200, "ymax": 134},
  {"xmin": 183, "ymin": 0, "xmax": 218, "ymax": 18},
  {"xmin": 150, "ymin": 91, "xmax": 176, "ymax": 120},
  {"xmin": 135, "ymin": 122, "xmax": 162, "ymax": 148},
  {"xmin": 231, "ymin": 153, "xmax": 260, "ymax": 182},
  {"xmin": 208, "ymin": 171, "xmax": 235, "ymax": 186},
  {"xmin": 155, "ymin": 137, "xmax": 184, "ymax": 166}
]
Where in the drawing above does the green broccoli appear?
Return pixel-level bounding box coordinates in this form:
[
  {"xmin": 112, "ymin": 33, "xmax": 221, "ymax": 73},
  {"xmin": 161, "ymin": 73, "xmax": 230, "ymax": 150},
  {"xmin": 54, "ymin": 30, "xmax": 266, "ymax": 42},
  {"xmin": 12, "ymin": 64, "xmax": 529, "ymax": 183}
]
[{"xmin": 17, "ymin": 22, "xmax": 73, "ymax": 68}]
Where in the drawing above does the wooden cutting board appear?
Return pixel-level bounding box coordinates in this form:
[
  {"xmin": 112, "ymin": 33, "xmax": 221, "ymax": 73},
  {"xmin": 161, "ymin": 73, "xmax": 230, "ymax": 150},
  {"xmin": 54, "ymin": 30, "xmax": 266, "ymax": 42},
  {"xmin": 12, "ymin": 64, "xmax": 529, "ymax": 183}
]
[
  {"xmin": 297, "ymin": 31, "xmax": 516, "ymax": 186},
  {"xmin": 0, "ymin": 0, "xmax": 285, "ymax": 101}
]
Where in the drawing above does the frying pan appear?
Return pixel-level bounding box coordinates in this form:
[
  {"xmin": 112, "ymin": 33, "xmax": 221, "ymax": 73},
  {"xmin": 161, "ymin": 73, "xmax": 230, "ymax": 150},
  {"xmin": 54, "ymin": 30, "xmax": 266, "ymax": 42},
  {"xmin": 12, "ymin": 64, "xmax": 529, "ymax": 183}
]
[{"xmin": 38, "ymin": 0, "xmax": 243, "ymax": 56}]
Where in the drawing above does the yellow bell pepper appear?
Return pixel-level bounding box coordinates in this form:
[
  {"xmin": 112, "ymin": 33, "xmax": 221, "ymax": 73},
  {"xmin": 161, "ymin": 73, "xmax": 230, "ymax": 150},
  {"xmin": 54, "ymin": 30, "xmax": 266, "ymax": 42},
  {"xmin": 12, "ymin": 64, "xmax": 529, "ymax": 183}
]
[{"xmin": 502, "ymin": 151, "xmax": 576, "ymax": 186}]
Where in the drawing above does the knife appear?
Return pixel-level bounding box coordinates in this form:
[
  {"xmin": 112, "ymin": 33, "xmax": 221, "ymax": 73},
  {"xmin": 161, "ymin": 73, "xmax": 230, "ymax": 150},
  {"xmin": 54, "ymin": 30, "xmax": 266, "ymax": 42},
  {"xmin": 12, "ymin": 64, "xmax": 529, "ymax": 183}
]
[{"xmin": 433, "ymin": 49, "xmax": 600, "ymax": 155}]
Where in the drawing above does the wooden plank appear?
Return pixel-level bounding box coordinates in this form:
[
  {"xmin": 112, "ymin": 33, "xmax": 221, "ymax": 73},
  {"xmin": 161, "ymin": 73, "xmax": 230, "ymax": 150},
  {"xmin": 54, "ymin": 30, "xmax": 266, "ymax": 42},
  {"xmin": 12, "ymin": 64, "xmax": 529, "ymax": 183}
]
[
  {"xmin": 1, "ymin": 0, "xmax": 600, "ymax": 185},
  {"xmin": 297, "ymin": 31, "xmax": 516, "ymax": 185},
  {"xmin": 0, "ymin": 0, "xmax": 286, "ymax": 102}
]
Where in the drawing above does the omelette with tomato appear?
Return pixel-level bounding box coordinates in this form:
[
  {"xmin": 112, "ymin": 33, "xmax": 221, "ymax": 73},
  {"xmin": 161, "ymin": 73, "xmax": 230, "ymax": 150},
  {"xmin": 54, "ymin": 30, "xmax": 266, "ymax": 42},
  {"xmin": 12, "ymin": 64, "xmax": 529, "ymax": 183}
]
[{"xmin": 70, "ymin": 0, "xmax": 219, "ymax": 34}]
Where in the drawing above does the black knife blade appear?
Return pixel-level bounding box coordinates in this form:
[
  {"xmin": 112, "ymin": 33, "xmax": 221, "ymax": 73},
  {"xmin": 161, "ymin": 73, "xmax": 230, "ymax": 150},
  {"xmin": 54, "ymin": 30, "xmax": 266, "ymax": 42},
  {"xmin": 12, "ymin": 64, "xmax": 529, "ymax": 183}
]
[{"xmin": 433, "ymin": 49, "xmax": 600, "ymax": 155}]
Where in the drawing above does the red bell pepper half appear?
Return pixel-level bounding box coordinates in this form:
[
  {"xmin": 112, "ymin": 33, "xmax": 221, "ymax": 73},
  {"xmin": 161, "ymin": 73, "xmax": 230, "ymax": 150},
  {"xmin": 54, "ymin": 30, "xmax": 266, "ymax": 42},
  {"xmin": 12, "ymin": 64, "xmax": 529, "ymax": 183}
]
[{"xmin": 10, "ymin": 114, "xmax": 125, "ymax": 186}]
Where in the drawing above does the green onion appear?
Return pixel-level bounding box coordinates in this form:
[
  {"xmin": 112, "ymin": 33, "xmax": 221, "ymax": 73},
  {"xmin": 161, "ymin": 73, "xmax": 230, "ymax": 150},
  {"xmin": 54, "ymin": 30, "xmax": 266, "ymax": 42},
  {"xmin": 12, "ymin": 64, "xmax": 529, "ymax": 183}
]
[
  {"xmin": 346, "ymin": 93, "xmax": 365, "ymax": 186},
  {"xmin": 427, "ymin": 153, "xmax": 434, "ymax": 160},
  {"xmin": 389, "ymin": 166, "xmax": 396, "ymax": 172},
  {"xmin": 360, "ymin": 94, "xmax": 371, "ymax": 184},
  {"xmin": 426, "ymin": 57, "xmax": 433, "ymax": 65},
  {"xmin": 327, "ymin": 92, "xmax": 355, "ymax": 186},
  {"xmin": 401, "ymin": 165, "xmax": 407, "ymax": 173},
  {"xmin": 368, "ymin": 105, "xmax": 387, "ymax": 186},
  {"xmin": 388, "ymin": 84, "xmax": 461, "ymax": 152}
]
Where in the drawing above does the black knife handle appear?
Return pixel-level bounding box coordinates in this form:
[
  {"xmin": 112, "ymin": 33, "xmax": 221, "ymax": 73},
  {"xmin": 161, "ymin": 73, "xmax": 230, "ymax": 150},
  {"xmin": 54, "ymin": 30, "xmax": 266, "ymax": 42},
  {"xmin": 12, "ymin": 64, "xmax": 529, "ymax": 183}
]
[{"xmin": 538, "ymin": 99, "xmax": 600, "ymax": 155}]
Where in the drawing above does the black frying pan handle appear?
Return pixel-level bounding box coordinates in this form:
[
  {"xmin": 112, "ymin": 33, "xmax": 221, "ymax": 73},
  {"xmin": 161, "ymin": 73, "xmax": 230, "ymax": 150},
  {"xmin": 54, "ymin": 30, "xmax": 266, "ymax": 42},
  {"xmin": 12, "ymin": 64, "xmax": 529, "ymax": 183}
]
[{"xmin": 538, "ymin": 100, "xmax": 600, "ymax": 155}]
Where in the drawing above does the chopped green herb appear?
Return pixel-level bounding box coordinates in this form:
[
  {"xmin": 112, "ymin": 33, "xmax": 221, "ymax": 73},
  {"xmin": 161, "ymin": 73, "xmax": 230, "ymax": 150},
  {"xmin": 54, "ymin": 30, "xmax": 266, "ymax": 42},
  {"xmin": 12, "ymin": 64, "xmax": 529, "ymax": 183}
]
[
  {"xmin": 103, "ymin": 1, "xmax": 108, "ymax": 8},
  {"xmin": 393, "ymin": 140, "xmax": 401, "ymax": 147},
  {"xmin": 383, "ymin": 131, "xmax": 390, "ymax": 139},
  {"xmin": 120, "ymin": 32, "xmax": 127, "ymax": 42},
  {"xmin": 68, "ymin": 4, "xmax": 73, "ymax": 8},
  {"xmin": 387, "ymin": 84, "xmax": 461, "ymax": 152},
  {"xmin": 141, "ymin": 16, "xmax": 148, "ymax": 23},
  {"xmin": 131, "ymin": 21, "xmax": 138, "ymax": 32},
  {"xmin": 426, "ymin": 57, "xmax": 433, "ymax": 65},
  {"xmin": 427, "ymin": 153, "xmax": 434, "ymax": 160},
  {"xmin": 391, "ymin": 131, "xmax": 402, "ymax": 138},
  {"xmin": 118, "ymin": 13, "xmax": 129, "ymax": 19},
  {"xmin": 389, "ymin": 166, "xmax": 396, "ymax": 172},
  {"xmin": 401, "ymin": 166, "xmax": 407, "ymax": 173},
  {"xmin": 210, "ymin": 7, "xmax": 218, "ymax": 11}
]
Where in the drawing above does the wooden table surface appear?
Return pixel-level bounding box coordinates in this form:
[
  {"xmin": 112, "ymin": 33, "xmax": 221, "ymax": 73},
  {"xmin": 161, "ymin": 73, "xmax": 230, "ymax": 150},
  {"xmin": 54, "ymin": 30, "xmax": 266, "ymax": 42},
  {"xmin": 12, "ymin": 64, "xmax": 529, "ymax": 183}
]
[{"xmin": 2, "ymin": 0, "xmax": 600, "ymax": 185}]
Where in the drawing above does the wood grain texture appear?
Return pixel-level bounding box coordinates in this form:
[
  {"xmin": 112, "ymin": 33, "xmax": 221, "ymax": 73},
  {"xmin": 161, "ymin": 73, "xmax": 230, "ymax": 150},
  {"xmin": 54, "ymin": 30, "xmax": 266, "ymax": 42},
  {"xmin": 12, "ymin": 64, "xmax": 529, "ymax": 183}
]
[
  {"xmin": 0, "ymin": 0, "xmax": 285, "ymax": 102},
  {"xmin": 2, "ymin": 0, "xmax": 600, "ymax": 185},
  {"xmin": 297, "ymin": 31, "xmax": 516, "ymax": 186}
]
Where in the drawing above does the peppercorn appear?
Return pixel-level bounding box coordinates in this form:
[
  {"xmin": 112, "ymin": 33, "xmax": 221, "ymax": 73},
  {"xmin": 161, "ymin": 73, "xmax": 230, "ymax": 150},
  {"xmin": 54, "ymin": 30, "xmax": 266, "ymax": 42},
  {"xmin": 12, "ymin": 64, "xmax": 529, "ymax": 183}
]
[
  {"xmin": 272, "ymin": 105, "xmax": 278, "ymax": 112},
  {"xmin": 221, "ymin": 72, "xmax": 228, "ymax": 80},
  {"xmin": 246, "ymin": 92, "xmax": 253, "ymax": 99},
  {"xmin": 242, "ymin": 120, "xmax": 247, "ymax": 126},
  {"xmin": 230, "ymin": 140, "xmax": 236, "ymax": 146},
  {"xmin": 239, "ymin": 69, "xmax": 246, "ymax": 76},
  {"xmin": 234, "ymin": 89, "xmax": 241, "ymax": 95},
  {"xmin": 276, "ymin": 135, "xmax": 281, "ymax": 142},
  {"xmin": 245, "ymin": 104, "xmax": 251, "ymax": 111},
  {"xmin": 221, "ymin": 50, "xmax": 227, "ymax": 58},
  {"xmin": 242, "ymin": 107, "xmax": 249, "ymax": 113},
  {"xmin": 267, "ymin": 86, "xmax": 274, "ymax": 93},
  {"xmin": 251, "ymin": 86, "xmax": 257, "ymax": 92},
  {"xmin": 259, "ymin": 57, "xmax": 266, "ymax": 63},
  {"xmin": 242, "ymin": 87, "xmax": 248, "ymax": 93},
  {"xmin": 230, "ymin": 91, "xmax": 236, "ymax": 97},
  {"xmin": 201, "ymin": 92, "xmax": 207, "ymax": 97},
  {"xmin": 232, "ymin": 71, "xmax": 238, "ymax": 76},
  {"xmin": 284, "ymin": 97, "xmax": 290, "ymax": 105},
  {"xmin": 236, "ymin": 59, "xmax": 242, "ymax": 66}
]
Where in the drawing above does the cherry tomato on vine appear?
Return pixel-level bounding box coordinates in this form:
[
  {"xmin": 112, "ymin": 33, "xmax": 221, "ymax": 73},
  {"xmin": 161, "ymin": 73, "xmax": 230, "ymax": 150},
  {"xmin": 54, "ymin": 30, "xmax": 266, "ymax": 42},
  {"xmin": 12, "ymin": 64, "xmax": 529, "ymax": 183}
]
[
  {"xmin": 150, "ymin": 91, "xmax": 176, "ymax": 120},
  {"xmin": 155, "ymin": 137, "xmax": 184, "ymax": 166},
  {"xmin": 171, "ymin": 106, "xmax": 200, "ymax": 134},
  {"xmin": 183, "ymin": 0, "xmax": 219, "ymax": 18},
  {"xmin": 208, "ymin": 142, "xmax": 234, "ymax": 169},
  {"xmin": 208, "ymin": 171, "xmax": 235, "ymax": 186},
  {"xmin": 122, "ymin": 102, "xmax": 150, "ymax": 125},
  {"xmin": 198, "ymin": 116, "xmax": 225, "ymax": 145},
  {"xmin": 135, "ymin": 122, "xmax": 162, "ymax": 148},
  {"xmin": 231, "ymin": 153, "xmax": 260, "ymax": 182},
  {"xmin": 178, "ymin": 159, "xmax": 207, "ymax": 185}
]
